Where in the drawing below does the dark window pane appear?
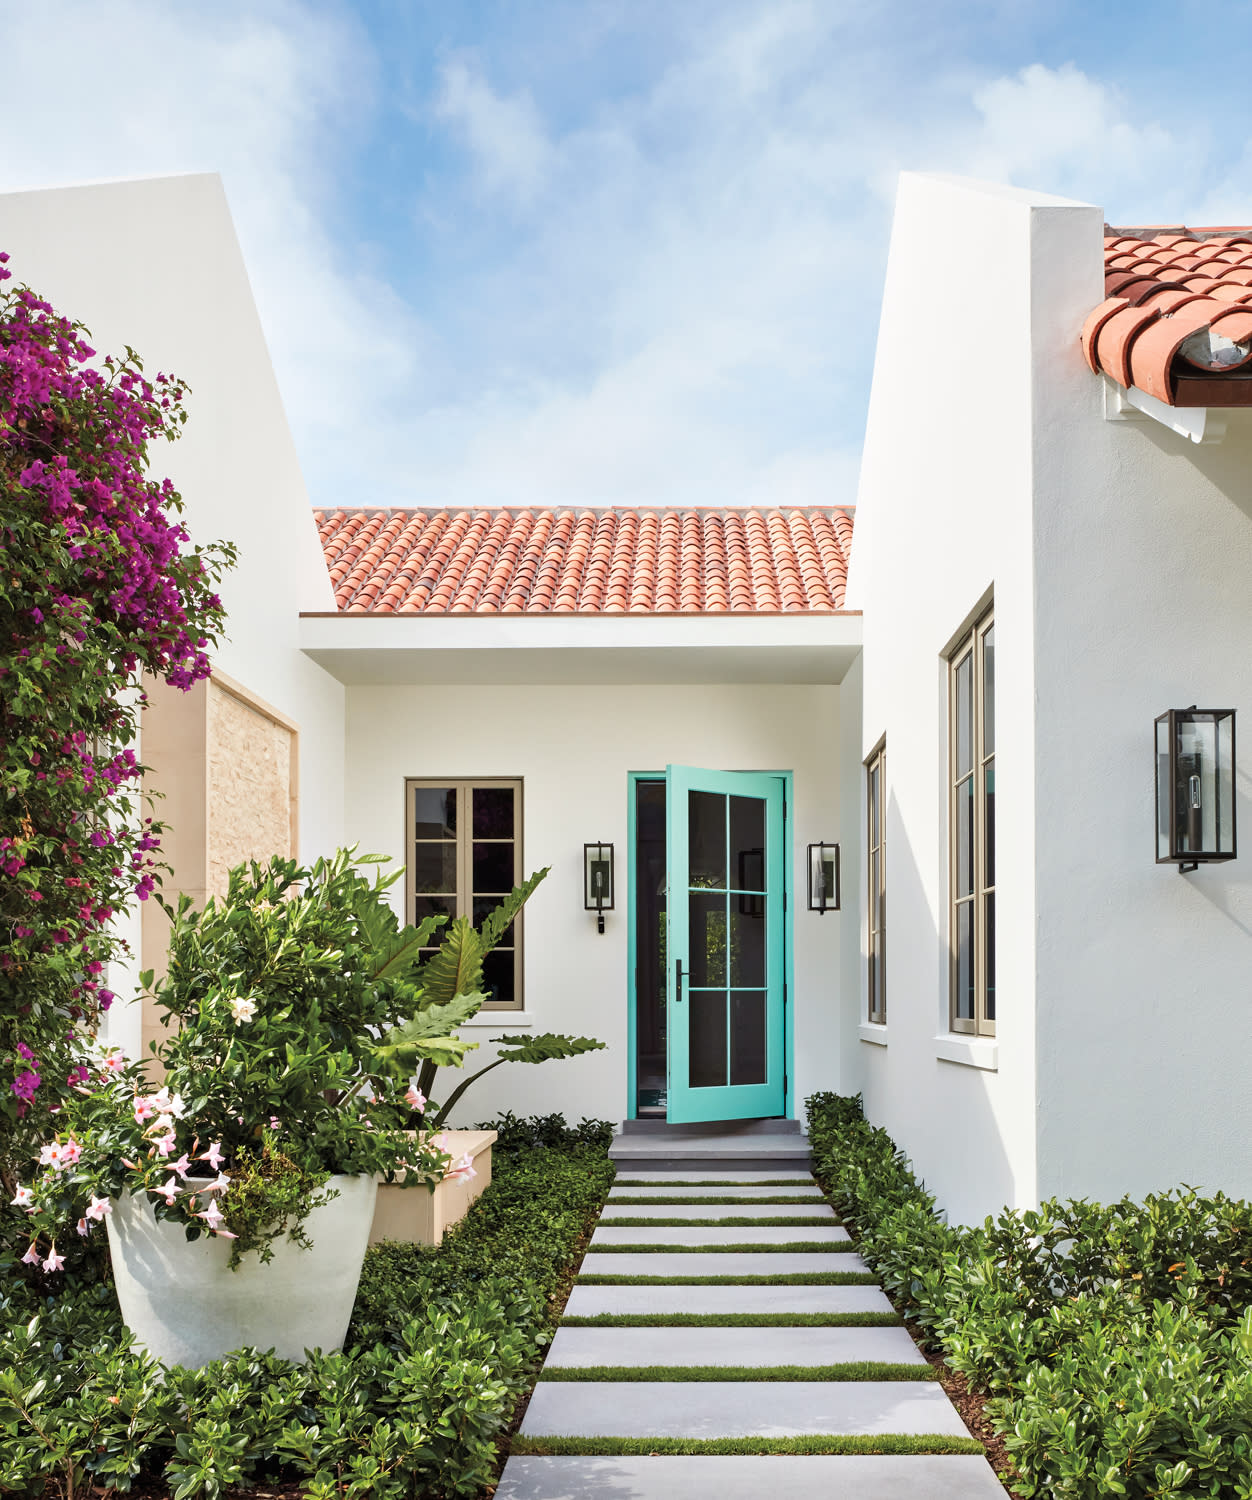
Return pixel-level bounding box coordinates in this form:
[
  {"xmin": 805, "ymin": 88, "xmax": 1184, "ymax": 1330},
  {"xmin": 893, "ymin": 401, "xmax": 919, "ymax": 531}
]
[
  {"xmin": 955, "ymin": 654, "xmax": 973, "ymax": 777},
  {"xmin": 413, "ymin": 787, "xmax": 456, "ymax": 840},
  {"xmin": 413, "ymin": 842, "xmax": 457, "ymax": 894},
  {"xmin": 689, "ymin": 990, "xmax": 727, "ymax": 1088},
  {"xmin": 688, "ymin": 891, "xmax": 727, "ymax": 988},
  {"xmin": 473, "ymin": 786, "xmax": 514, "ymax": 839},
  {"xmin": 729, "ymin": 904, "xmax": 766, "ymax": 987},
  {"xmin": 868, "ymin": 763, "xmax": 879, "ymax": 846},
  {"xmin": 729, "ymin": 796, "xmax": 765, "ymax": 891},
  {"xmin": 730, "ymin": 990, "xmax": 767, "ymax": 1085},
  {"xmin": 473, "ymin": 895, "xmax": 515, "ymax": 943},
  {"xmin": 869, "ymin": 850, "xmax": 879, "ymax": 927},
  {"xmin": 982, "ymin": 625, "xmax": 995, "ymax": 756},
  {"xmin": 984, "ymin": 892, "xmax": 995, "ymax": 1022},
  {"xmin": 473, "ymin": 841, "xmax": 515, "ymax": 893},
  {"xmin": 955, "ymin": 901, "xmax": 974, "ymax": 1021},
  {"xmin": 868, "ymin": 952, "xmax": 880, "ymax": 1021},
  {"xmin": 956, "ymin": 777, "xmax": 974, "ymax": 897},
  {"xmin": 481, "ymin": 949, "xmax": 515, "ymax": 1007},
  {"xmin": 413, "ymin": 895, "xmax": 456, "ymax": 921},
  {"xmin": 985, "ymin": 762, "xmax": 995, "ymax": 889},
  {"xmin": 688, "ymin": 790, "xmax": 726, "ymax": 889}
]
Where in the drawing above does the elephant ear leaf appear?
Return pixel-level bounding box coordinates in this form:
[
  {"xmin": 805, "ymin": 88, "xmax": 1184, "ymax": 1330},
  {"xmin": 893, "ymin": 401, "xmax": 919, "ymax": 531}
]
[
  {"xmin": 417, "ymin": 917, "xmax": 483, "ymax": 1010},
  {"xmin": 487, "ymin": 1032, "xmax": 606, "ymax": 1064},
  {"xmin": 375, "ymin": 991, "xmax": 486, "ymax": 1072},
  {"xmin": 369, "ymin": 914, "xmax": 446, "ymax": 983},
  {"xmin": 479, "ymin": 867, "xmax": 549, "ymax": 951}
]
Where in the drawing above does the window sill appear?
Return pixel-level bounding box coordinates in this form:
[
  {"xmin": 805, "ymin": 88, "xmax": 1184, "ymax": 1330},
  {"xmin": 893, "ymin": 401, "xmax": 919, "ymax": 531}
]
[
  {"xmin": 934, "ymin": 1035, "xmax": 998, "ymax": 1071},
  {"xmin": 462, "ymin": 1011, "xmax": 534, "ymax": 1028},
  {"xmin": 858, "ymin": 1022, "xmax": 889, "ymax": 1047}
]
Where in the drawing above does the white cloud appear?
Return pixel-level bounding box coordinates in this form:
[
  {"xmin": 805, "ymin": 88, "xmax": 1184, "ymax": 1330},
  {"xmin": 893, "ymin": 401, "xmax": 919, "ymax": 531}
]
[{"xmin": 435, "ymin": 60, "xmax": 554, "ymax": 202}]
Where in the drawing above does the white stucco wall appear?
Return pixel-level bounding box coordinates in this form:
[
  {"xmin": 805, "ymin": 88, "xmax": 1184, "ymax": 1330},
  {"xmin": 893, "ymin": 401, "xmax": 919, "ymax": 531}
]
[
  {"xmin": 1032, "ymin": 328, "xmax": 1252, "ymax": 1205},
  {"xmin": 343, "ymin": 682, "xmax": 844, "ymax": 1127},
  {"xmin": 850, "ymin": 174, "xmax": 1101, "ymax": 1224},
  {"xmin": 0, "ymin": 175, "xmax": 346, "ymax": 1052}
]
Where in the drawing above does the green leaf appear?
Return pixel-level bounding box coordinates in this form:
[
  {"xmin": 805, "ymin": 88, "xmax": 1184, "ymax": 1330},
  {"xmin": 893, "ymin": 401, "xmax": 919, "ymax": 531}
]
[{"xmin": 487, "ymin": 1033, "xmax": 606, "ymax": 1065}]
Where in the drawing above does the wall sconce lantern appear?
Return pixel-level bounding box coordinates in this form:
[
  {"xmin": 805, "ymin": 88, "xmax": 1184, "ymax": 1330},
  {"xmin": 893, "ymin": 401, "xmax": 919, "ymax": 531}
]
[
  {"xmin": 1155, "ymin": 707, "xmax": 1236, "ymax": 873},
  {"xmin": 807, "ymin": 842, "xmax": 840, "ymax": 913},
  {"xmin": 584, "ymin": 842, "xmax": 615, "ymax": 932}
]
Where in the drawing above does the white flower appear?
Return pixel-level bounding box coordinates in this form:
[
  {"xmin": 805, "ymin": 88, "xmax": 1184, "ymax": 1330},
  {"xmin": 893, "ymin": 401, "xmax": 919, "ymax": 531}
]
[
  {"xmin": 445, "ymin": 1153, "xmax": 477, "ymax": 1182},
  {"xmin": 86, "ymin": 1195, "xmax": 111, "ymax": 1221},
  {"xmin": 229, "ymin": 996, "xmax": 258, "ymax": 1026},
  {"xmin": 197, "ymin": 1200, "xmax": 227, "ymax": 1230},
  {"xmin": 203, "ymin": 1173, "xmax": 231, "ymax": 1195},
  {"xmin": 10, "ymin": 1185, "xmax": 33, "ymax": 1210},
  {"xmin": 148, "ymin": 1176, "xmax": 182, "ymax": 1206}
]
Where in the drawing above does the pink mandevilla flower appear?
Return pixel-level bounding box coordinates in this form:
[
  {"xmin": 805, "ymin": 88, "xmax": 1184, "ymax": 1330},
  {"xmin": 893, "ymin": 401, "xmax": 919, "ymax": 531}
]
[
  {"xmin": 445, "ymin": 1153, "xmax": 477, "ymax": 1182},
  {"xmin": 405, "ymin": 1083, "xmax": 427, "ymax": 1112},
  {"xmin": 21, "ymin": 1242, "xmax": 41, "ymax": 1266},
  {"xmin": 42, "ymin": 1247, "xmax": 65, "ymax": 1273},
  {"xmin": 76, "ymin": 1218, "xmax": 90, "ymax": 1237},
  {"xmin": 133, "ymin": 1097, "xmax": 156, "ymax": 1123},
  {"xmin": 199, "ymin": 1141, "xmax": 225, "ymax": 1171},
  {"xmin": 86, "ymin": 1195, "xmax": 111, "ymax": 1221},
  {"xmin": 203, "ymin": 1173, "xmax": 231, "ymax": 1195},
  {"xmin": 149, "ymin": 1176, "xmax": 182, "ymax": 1206},
  {"xmin": 170, "ymin": 1153, "xmax": 191, "ymax": 1179}
]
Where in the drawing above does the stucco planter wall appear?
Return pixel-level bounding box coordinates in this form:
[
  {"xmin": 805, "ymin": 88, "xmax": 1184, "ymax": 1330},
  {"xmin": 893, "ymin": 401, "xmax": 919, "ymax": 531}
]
[
  {"xmin": 107, "ymin": 1173, "xmax": 378, "ymax": 1369},
  {"xmin": 370, "ymin": 1129, "xmax": 496, "ymax": 1246}
]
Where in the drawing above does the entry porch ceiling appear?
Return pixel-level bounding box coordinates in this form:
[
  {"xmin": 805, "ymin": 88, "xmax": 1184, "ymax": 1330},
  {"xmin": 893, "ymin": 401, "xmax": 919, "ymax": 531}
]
[{"xmin": 298, "ymin": 612, "xmax": 862, "ymax": 686}]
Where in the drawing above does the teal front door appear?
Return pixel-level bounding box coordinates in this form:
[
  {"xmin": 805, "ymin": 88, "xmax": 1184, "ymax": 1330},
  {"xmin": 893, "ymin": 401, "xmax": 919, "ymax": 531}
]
[{"xmin": 665, "ymin": 765, "xmax": 787, "ymax": 1124}]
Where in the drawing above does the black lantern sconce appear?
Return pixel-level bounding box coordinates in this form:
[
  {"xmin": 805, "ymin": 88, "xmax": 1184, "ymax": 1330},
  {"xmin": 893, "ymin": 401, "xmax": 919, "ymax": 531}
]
[
  {"xmin": 584, "ymin": 842, "xmax": 615, "ymax": 933},
  {"xmin": 1155, "ymin": 707, "xmax": 1236, "ymax": 873},
  {"xmin": 807, "ymin": 842, "xmax": 840, "ymax": 913}
]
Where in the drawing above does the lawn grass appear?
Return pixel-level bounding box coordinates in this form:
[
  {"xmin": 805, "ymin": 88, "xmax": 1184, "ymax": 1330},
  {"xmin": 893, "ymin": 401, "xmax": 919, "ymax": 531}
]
[
  {"xmin": 537, "ymin": 1362, "xmax": 934, "ymax": 1382},
  {"xmin": 613, "ymin": 1179, "xmax": 813, "ymax": 1188},
  {"xmin": 588, "ymin": 1240, "xmax": 858, "ymax": 1252},
  {"xmin": 607, "ymin": 1195, "xmax": 827, "ymax": 1205},
  {"xmin": 601, "ymin": 1216, "xmax": 841, "ymax": 1227},
  {"xmin": 577, "ymin": 1271, "xmax": 879, "ymax": 1286},
  {"xmin": 511, "ymin": 1435, "xmax": 986, "ymax": 1457},
  {"xmin": 560, "ymin": 1311, "xmax": 901, "ymax": 1327}
]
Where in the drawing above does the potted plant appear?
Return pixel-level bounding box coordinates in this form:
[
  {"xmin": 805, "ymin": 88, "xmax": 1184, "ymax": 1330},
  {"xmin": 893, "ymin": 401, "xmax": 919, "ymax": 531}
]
[{"xmin": 13, "ymin": 850, "xmax": 464, "ymax": 1368}]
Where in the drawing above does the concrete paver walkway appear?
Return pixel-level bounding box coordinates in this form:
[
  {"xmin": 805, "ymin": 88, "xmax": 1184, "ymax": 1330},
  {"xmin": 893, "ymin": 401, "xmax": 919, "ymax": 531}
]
[{"xmin": 496, "ymin": 1141, "xmax": 1006, "ymax": 1499}]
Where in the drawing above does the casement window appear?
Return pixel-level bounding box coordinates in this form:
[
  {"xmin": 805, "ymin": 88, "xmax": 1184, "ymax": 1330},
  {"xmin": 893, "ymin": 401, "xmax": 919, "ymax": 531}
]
[
  {"xmin": 949, "ymin": 610, "xmax": 995, "ymax": 1036},
  {"xmin": 866, "ymin": 742, "xmax": 886, "ymax": 1024},
  {"xmin": 405, "ymin": 779, "xmax": 523, "ymax": 1010}
]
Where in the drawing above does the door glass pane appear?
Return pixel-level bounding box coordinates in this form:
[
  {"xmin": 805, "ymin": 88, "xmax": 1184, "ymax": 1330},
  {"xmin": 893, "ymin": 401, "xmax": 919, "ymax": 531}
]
[
  {"xmin": 729, "ymin": 796, "xmax": 765, "ymax": 891},
  {"xmin": 955, "ymin": 654, "xmax": 972, "ymax": 777},
  {"xmin": 688, "ymin": 892, "xmax": 728, "ymax": 987},
  {"xmin": 982, "ymin": 625, "xmax": 995, "ymax": 756},
  {"xmin": 729, "ymin": 904, "xmax": 765, "ymax": 987},
  {"xmin": 414, "ymin": 787, "xmax": 456, "ymax": 839},
  {"xmin": 473, "ymin": 786, "xmax": 514, "ymax": 838},
  {"xmin": 984, "ymin": 892, "xmax": 995, "ymax": 1023},
  {"xmin": 955, "ymin": 901, "xmax": 974, "ymax": 1020},
  {"xmin": 956, "ymin": 776, "xmax": 974, "ymax": 896},
  {"xmin": 413, "ymin": 843, "xmax": 457, "ymax": 894},
  {"xmin": 481, "ymin": 949, "xmax": 515, "ymax": 1007},
  {"xmin": 689, "ymin": 991, "xmax": 727, "ymax": 1088},
  {"xmin": 636, "ymin": 780, "xmax": 667, "ymax": 1112},
  {"xmin": 473, "ymin": 841, "xmax": 514, "ymax": 893},
  {"xmin": 730, "ymin": 991, "xmax": 767, "ymax": 1085},
  {"xmin": 688, "ymin": 790, "xmax": 727, "ymax": 888},
  {"xmin": 985, "ymin": 762, "xmax": 995, "ymax": 889}
]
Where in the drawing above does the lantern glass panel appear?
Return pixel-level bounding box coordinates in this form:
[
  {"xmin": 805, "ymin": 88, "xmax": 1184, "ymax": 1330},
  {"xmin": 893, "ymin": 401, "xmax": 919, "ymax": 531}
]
[
  {"xmin": 1156, "ymin": 716, "xmax": 1172, "ymax": 861},
  {"xmin": 584, "ymin": 844, "xmax": 614, "ymax": 909}
]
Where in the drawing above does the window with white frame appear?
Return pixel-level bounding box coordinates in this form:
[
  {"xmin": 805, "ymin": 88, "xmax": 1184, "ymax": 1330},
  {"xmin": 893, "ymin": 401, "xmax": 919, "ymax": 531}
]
[
  {"xmin": 866, "ymin": 742, "xmax": 886, "ymax": 1024},
  {"xmin": 405, "ymin": 779, "xmax": 524, "ymax": 1010},
  {"xmin": 949, "ymin": 609, "xmax": 995, "ymax": 1035}
]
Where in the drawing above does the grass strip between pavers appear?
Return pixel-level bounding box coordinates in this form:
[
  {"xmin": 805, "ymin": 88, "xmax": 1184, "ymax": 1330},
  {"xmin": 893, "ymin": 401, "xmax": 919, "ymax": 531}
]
[
  {"xmin": 591, "ymin": 1241, "xmax": 858, "ymax": 1253},
  {"xmin": 511, "ymin": 1435, "xmax": 986, "ymax": 1457},
  {"xmin": 613, "ymin": 1179, "xmax": 812, "ymax": 1188},
  {"xmin": 560, "ymin": 1312, "xmax": 902, "ymax": 1328},
  {"xmin": 577, "ymin": 1272, "xmax": 879, "ymax": 1286},
  {"xmin": 538, "ymin": 1362, "xmax": 935, "ymax": 1383},
  {"xmin": 609, "ymin": 1195, "xmax": 828, "ymax": 1205},
  {"xmin": 602, "ymin": 1216, "xmax": 841, "ymax": 1227}
]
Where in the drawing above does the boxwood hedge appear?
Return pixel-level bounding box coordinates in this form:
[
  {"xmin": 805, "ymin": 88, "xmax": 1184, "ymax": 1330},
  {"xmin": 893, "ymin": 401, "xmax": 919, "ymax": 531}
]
[
  {"xmin": 0, "ymin": 1117, "xmax": 614, "ymax": 1499},
  {"xmin": 806, "ymin": 1091, "xmax": 1252, "ymax": 1500}
]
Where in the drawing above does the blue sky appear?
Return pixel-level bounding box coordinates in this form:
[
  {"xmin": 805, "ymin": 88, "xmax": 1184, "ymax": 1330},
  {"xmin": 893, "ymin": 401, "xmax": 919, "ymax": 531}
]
[{"xmin": 2, "ymin": 1, "xmax": 1250, "ymax": 510}]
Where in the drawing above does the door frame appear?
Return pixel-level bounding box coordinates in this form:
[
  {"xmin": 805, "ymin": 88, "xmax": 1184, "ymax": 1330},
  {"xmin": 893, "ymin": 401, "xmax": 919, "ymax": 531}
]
[{"xmin": 626, "ymin": 769, "xmax": 794, "ymax": 1121}]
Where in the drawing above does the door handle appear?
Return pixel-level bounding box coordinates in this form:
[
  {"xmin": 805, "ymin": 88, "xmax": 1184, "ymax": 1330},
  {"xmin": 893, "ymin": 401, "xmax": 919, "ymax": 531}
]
[{"xmin": 675, "ymin": 958, "xmax": 685, "ymax": 1003}]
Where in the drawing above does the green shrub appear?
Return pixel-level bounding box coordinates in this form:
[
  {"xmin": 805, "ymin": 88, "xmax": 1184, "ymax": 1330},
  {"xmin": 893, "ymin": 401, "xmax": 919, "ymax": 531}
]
[
  {"xmin": 806, "ymin": 1092, "xmax": 1252, "ymax": 1500},
  {"xmin": 0, "ymin": 1124, "xmax": 613, "ymax": 1498},
  {"xmin": 477, "ymin": 1111, "xmax": 615, "ymax": 1154}
]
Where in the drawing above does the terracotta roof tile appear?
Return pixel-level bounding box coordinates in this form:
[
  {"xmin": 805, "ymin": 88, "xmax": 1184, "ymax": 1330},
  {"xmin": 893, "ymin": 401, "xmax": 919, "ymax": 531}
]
[
  {"xmin": 1083, "ymin": 227, "xmax": 1252, "ymax": 404},
  {"xmin": 314, "ymin": 507, "xmax": 855, "ymax": 615}
]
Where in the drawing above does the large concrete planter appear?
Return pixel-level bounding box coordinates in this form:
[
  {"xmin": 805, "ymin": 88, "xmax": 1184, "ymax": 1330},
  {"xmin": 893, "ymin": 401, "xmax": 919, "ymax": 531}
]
[
  {"xmin": 107, "ymin": 1174, "xmax": 378, "ymax": 1369},
  {"xmin": 370, "ymin": 1129, "xmax": 496, "ymax": 1246}
]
